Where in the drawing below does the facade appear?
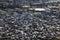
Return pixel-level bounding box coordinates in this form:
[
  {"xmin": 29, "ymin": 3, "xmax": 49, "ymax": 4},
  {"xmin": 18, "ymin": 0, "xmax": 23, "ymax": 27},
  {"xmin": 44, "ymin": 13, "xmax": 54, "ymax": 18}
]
[
  {"xmin": 0, "ymin": 0, "xmax": 49, "ymax": 3},
  {"xmin": 49, "ymin": 0, "xmax": 59, "ymax": 1},
  {"xmin": 0, "ymin": 0, "xmax": 49, "ymax": 7}
]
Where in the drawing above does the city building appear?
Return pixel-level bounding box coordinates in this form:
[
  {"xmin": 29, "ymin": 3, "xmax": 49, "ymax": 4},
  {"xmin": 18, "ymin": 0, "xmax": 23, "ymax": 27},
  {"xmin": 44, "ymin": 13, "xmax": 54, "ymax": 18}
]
[{"xmin": 50, "ymin": 0, "xmax": 60, "ymax": 1}]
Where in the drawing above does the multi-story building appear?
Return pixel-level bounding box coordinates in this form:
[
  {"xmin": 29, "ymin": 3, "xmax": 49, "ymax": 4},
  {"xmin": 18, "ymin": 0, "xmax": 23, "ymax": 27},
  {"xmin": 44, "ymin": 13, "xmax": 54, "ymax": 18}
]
[
  {"xmin": 49, "ymin": 0, "xmax": 60, "ymax": 2},
  {"xmin": 0, "ymin": 0, "xmax": 49, "ymax": 3},
  {"xmin": 0, "ymin": 0, "xmax": 49, "ymax": 8}
]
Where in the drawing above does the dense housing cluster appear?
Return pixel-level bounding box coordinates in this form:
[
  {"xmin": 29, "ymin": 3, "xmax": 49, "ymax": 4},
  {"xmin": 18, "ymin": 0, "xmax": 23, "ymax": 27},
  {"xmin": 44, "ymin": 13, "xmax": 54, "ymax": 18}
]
[
  {"xmin": 0, "ymin": 0, "xmax": 60, "ymax": 40},
  {"xmin": 0, "ymin": 8, "xmax": 60, "ymax": 40}
]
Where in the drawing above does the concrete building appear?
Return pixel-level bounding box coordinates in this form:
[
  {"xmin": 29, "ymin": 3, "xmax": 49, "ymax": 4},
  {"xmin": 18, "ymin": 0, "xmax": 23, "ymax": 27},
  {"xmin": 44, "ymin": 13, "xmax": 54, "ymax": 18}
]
[{"xmin": 49, "ymin": 0, "xmax": 60, "ymax": 2}]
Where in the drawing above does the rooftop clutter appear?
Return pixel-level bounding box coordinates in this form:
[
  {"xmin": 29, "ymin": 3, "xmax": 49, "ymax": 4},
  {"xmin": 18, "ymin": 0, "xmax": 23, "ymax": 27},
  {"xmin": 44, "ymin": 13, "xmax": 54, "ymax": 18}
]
[{"xmin": 0, "ymin": 8, "xmax": 60, "ymax": 40}]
